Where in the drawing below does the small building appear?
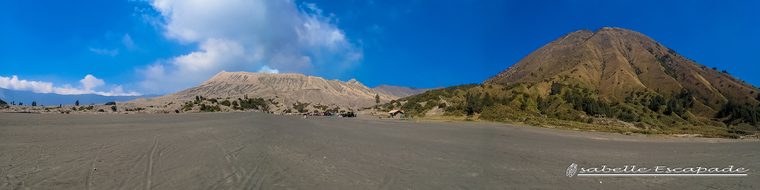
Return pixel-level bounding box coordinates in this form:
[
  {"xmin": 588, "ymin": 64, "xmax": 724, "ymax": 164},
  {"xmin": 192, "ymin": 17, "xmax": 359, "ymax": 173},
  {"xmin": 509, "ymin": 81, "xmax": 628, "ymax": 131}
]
[{"xmin": 388, "ymin": 110, "xmax": 405, "ymax": 118}]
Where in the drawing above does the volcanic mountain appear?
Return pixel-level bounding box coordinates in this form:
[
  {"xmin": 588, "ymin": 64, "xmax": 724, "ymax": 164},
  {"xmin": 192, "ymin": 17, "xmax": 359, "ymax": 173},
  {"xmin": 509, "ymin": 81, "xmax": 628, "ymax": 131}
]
[
  {"xmin": 380, "ymin": 27, "xmax": 759, "ymax": 136},
  {"xmin": 485, "ymin": 27, "xmax": 760, "ymax": 117},
  {"xmin": 128, "ymin": 71, "xmax": 397, "ymax": 112},
  {"xmin": 371, "ymin": 84, "xmax": 444, "ymax": 98}
]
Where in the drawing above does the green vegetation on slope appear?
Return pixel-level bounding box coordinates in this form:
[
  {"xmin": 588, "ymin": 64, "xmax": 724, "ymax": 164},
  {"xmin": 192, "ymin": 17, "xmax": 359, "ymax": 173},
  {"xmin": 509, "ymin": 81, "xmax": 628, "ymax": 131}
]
[{"xmin": 380, "ymin": 82, "xmax": 759, "ymax": 138}]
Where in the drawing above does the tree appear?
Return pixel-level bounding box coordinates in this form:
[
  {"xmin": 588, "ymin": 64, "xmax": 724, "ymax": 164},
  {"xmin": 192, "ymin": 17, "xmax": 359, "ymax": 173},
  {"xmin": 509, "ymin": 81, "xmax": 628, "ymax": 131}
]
[
  {"xmin": 105, "ymin": 102, "xmax": 116, "ymax": 105},
  {"xmin": 465, "ymin": 92, "xmax": 482, "ymax": 115},
  {"xmin": 19, "ymin": 102, "xmax": 23, "ymax": 106},
  {"xmin": 75, "ymin": 100, "xmax": 79, "ymax": 106},
  {"xmin": 375, "ymin": 94, "xmax": 380, "ymax": 107},
  {"xmin": 0, "ymin": 98, "xmax": 7, "ymax": 105},
  {"xmin": 482, "ymin": 92, "xmax": 494, "ymax": 107},
  {"xmin": 196, "ymin": 96, "xmax": 200, "ymax": 101},
  {"xmin": 648, "ymin": 95, "xmax": 666, "ymax": 112},
  {"xmin": 537, "ymin": 96, "xmax": 549, "ymax": 114},
  {"xmin": 550, "ymin": 83, "xmax": 563, "ymax": 95},
  {"xmin": 32, "ymin": 101, "xmax": 37, "ymax": 106},
  {"xmin": 756, "ymin": 93, "xmax": 760, "ymax": 101}
]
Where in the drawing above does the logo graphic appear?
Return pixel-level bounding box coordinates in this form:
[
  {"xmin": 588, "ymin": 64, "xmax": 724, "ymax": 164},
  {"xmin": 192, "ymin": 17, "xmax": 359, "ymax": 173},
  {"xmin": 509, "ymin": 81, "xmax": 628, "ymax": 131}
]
[
  {"xmin": 566, "ymin": 163, "xmax": 749, "ymax": 177},
  {"xmin": 566, "ymin": 163, "xmax": 578, "ymax": 177}
]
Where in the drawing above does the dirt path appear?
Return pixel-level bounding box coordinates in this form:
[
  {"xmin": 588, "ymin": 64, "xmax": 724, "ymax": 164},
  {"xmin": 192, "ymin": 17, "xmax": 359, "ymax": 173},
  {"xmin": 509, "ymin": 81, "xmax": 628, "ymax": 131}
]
[{"xmin": 0, "ymin": 113, "xmax": 757, "ymax": 189}]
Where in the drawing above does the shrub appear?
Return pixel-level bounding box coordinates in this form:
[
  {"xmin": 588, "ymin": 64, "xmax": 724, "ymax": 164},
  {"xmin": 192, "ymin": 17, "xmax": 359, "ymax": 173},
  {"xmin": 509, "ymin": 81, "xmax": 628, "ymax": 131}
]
[
  {"xmin": 220, "ymin": 100, "xmax": 231, "ymax": 106},
  {"xmin": 105, "ymin": 102, "xmax": 116, "ymax": 105},
  {"xmin": 111, "ymin": 105, "xmax": 117, "ymax": 112},
  {"xmin": 98, "ymin": 109, "xmax": 105, "ymax": 112},
  {"xmin": 183, "ymin": 102, "xmax": 193, "ymax": 111},
  {"xmin": 619, "ymin": 113, "xmax": 635, "ymax": 122},
  {"xmin": 292, "ymin": 101, "xmax": 311, "ymax": 113},
  {"xmin": 238, "ymin": 97, "xmax": 267, "ymax": 110},
  {"xmin": 175, "ymin": 109, "xmax": 179, "ymax": 113}
]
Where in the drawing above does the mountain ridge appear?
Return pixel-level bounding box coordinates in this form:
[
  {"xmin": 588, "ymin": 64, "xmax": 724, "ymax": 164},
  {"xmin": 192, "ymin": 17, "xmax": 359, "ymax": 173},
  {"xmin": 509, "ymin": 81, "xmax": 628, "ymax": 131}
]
[
  {"xmin": 0, "ymin": 88, "xmax": 159, "ymax": 106},
  {"xmin": 371, "ymin": 84, "xmax": 444, "ymax": 98},
  {"xmin": 128, "ymin": 71, "xmax": 397, "ymax": 112}
]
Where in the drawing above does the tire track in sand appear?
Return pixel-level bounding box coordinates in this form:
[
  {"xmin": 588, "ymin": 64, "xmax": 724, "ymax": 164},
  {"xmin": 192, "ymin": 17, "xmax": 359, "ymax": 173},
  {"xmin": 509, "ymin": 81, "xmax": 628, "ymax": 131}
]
[
  {"xmin": 144, "ymin": 136, "xmax": 159, "ymax": 190},
  {"xmin": 86, "ymin": 144, "xmax": 105, "ymax": 190},
  {"xmin": 117, "ymin": 153, "xmax": 146, "ymax": 190}
]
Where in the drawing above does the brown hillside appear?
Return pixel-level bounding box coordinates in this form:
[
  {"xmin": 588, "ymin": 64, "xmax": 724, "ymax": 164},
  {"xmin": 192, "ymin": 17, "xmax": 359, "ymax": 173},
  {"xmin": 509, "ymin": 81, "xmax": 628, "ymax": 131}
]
[
  {"xmin": 485, "ymin": 27, "xmax": 760, "ymax": 117},
  {"xmin": 128, "ymin": 71, "xmax": 397, "ymax": 112}
]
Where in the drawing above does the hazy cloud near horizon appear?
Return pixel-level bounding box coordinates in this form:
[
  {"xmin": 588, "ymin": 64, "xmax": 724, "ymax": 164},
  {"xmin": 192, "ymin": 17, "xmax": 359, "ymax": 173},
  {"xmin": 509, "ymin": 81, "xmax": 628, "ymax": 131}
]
[
  {"xmin": 0, "ymin": 75, "xmax": 141, "ymax": 96},
  {"xmin": 137, "ymin": 0, "xmax": 363, "ymax": 94}
]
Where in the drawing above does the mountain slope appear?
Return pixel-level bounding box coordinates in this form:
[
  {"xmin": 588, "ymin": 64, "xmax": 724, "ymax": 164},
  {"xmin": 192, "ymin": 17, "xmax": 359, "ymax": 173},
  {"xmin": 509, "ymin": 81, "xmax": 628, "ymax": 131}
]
[
  {"xmin": 485, "ymin": 27, "xmax": 759, "ymax": 116},
  {"xmin": 371, "ymin": 84, "xmax": 444, "ymax": 98},
  {"xmin": 128, "ymin": 71, "xmax": 397, "ymax": 112},
  {"xmin": 381, "ymin": 27, "xmax": 760, "ymax": 138}
]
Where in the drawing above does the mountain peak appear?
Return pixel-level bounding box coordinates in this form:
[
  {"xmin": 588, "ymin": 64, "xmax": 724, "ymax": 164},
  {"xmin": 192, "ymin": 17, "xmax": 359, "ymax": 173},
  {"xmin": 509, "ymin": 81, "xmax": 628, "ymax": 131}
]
[{"xmin": 484, "ymin": 27, "xmax": 759, "ymax": 116}]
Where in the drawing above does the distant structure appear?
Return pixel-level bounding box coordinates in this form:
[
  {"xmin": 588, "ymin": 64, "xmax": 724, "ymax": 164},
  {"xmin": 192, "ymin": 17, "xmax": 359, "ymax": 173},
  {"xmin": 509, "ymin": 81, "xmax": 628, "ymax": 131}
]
[{"xmin": 388, "ymin": 110, "xmax": 405, "ymax": 118}]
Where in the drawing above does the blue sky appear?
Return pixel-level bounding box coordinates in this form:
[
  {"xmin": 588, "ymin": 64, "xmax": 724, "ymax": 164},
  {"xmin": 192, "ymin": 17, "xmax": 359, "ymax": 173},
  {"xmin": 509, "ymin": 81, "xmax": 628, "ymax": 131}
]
[{"xmin": 1, "ymin": 0, "xmax": 758, "ymax": 96}]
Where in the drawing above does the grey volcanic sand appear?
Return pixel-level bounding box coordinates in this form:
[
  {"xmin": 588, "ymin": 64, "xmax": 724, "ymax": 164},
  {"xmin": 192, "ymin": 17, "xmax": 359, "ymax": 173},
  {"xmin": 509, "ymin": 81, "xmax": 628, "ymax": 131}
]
[{"xmin": 1, "ymin": 113, "xmax": 758, "ymax": 189}]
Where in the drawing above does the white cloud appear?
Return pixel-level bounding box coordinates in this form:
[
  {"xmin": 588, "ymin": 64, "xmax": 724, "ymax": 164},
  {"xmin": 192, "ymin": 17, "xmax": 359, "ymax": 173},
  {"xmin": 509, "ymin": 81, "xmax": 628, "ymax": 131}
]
[
  {"xmin": 137, "ymin": 0, "xmax": 363, "ymax": 94},
  {"xmin": 89, "ymin": 47, "xmax": 119, "ymax": 56},
  {"xmin": 257, "ymin": 65, "xmax": 280, "ymax": 74},
  {"xmin": 122, "ymin": 34, "xmax": 135, "ymax": 50},
  {"xmin": 80, "ymin": 75, "xmax": 105, "ymax": 91},
  {"xmin": 0, "ymin": 75, "xmax": 141, "ymax": 96}
]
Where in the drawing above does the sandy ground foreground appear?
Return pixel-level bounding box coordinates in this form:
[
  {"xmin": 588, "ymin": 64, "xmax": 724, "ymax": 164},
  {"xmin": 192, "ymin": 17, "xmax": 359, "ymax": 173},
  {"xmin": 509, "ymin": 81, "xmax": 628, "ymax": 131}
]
[{"xmin": 0, "ymin": 113, "xmax": 758, "ymax": 189}]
